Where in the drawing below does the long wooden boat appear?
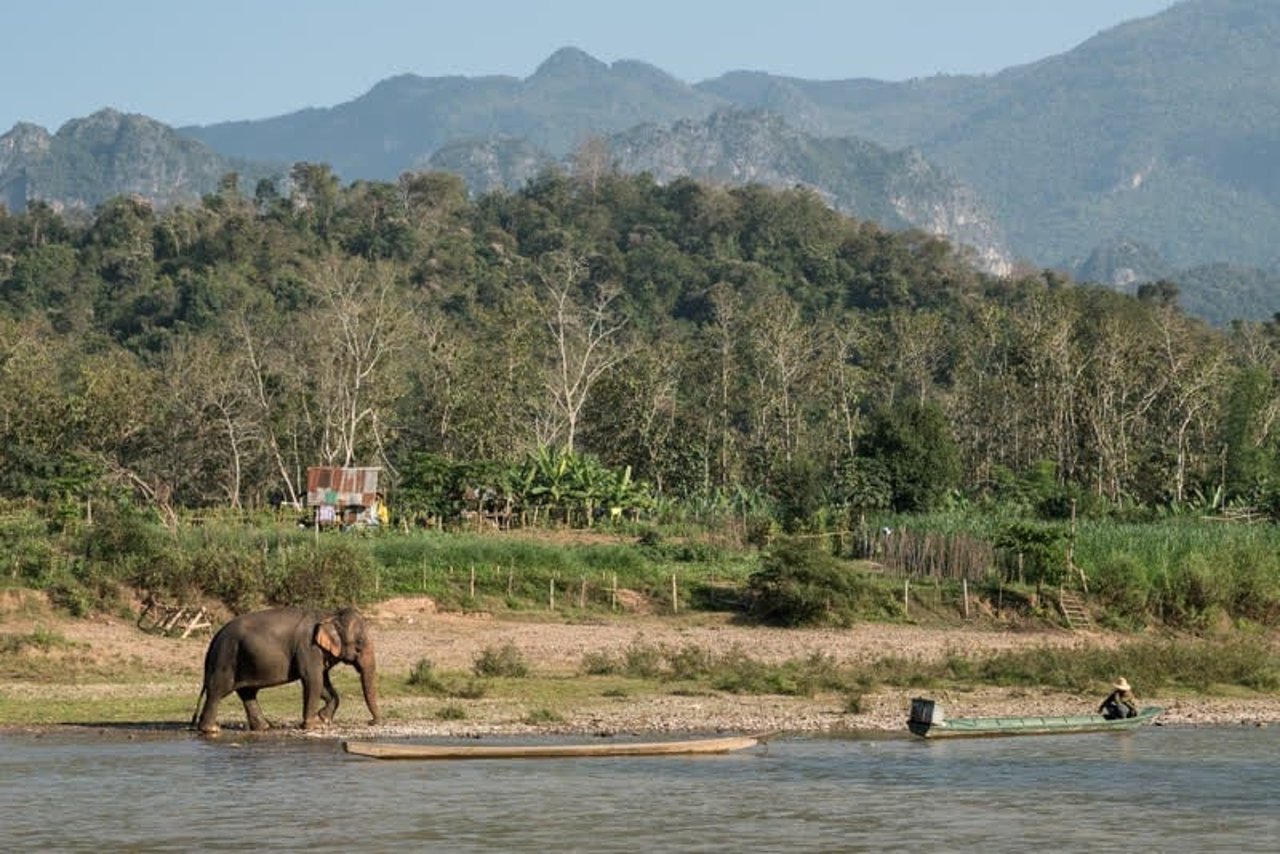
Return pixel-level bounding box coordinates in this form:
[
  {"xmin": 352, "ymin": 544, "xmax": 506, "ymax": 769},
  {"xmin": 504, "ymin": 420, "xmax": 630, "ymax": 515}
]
[
  {"xmin": 907, "ymin": 697, "xmax": 1162, "ymax": 739},
  {"xmin": 342, "ymin": 733, "xmax": 769, "ymax": 760}
]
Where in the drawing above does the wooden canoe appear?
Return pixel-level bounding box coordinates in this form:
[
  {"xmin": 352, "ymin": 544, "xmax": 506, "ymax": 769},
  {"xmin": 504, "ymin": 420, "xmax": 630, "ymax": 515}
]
[
  {"xmin": 907, "ymin": 697, "xmax": 1162, "ymax": 739},
  {"xmin": 342, "ymin": 733, "xmax": 768, "ymax": 760}
]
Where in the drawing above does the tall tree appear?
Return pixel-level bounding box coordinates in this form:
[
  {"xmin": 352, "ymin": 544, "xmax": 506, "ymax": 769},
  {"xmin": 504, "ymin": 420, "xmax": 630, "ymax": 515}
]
[
  {"xmin": 304, "ymin": 256, "xmax": 414, "ymax": 468},
  {"xmin": 533, "ymin": 251, "xmax": 627, "ymax": 452}
]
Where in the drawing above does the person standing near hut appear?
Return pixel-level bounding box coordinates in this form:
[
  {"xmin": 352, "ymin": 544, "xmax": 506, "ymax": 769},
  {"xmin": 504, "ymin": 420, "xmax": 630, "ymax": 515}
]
[{"xmin": 1098, "ymin": 677, "xmax": 1139, "ymax": 719}]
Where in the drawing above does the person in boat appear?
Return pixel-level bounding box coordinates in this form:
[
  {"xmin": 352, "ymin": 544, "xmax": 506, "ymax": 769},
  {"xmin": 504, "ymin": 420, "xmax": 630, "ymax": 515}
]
[{"xmin": 1098, "ymin": 677, "xmax": 1139, "ymax": 719}]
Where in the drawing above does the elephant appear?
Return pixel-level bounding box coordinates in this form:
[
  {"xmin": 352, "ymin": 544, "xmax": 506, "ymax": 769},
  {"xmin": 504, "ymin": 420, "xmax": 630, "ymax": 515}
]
[{"xmin": 193, "ymin": 606, "xmax": 381, "ymax": 734}]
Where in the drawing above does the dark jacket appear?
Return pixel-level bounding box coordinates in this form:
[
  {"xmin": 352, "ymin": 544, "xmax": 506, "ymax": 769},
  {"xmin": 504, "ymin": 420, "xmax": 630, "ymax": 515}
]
[{"xmin": 1099, "ymin": 688, "xmax": 1138, "ymax": 719}]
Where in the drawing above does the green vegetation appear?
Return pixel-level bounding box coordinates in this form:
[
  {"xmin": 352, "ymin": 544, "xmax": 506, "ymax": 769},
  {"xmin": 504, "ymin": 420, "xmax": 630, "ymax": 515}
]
[
  {"xmin": 0, "ymin": 627, "xmax": 73, "ymax": 655},
  {"xmin": 472, "ymin": 640, "xmax": 530, "ymax": 678},
  {"xmin": 522, "ymin": 708, "xmax": 565, "ymax": 725},
  {"xmin": 5, "ymin": 170, "xmax": 1280, "ymax": 519},
  {"xmin": 5, "ymin": 503, "xmax": 1280, "ymax": 633},
  {"xmin": 746, "ymin": 537, "xmax": 899, "ymax": 627},
  {"xmin": 405, "ymin": 658, "xmax": 489, "ymax": 700},
  {"xmin": 435, "ymin": 704, "xmax": 467, "ymax": 721},
  {"xmin": 872, "ymin": 637, "xmax": 1280, "ymax": 695},
  {"xmin": 1, "ymin": 157, "xmax": 1279, "ymax": 641}
]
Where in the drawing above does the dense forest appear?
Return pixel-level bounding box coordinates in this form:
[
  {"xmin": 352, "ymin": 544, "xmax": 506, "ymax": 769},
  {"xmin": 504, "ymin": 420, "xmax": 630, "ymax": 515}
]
[{"xmin": 2, "ymin": 163, "xmax": 1279, "ymax": 529}]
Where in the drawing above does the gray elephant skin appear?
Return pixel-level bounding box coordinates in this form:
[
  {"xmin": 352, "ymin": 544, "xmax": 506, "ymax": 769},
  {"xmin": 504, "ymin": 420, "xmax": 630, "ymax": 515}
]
[{"xmin": 193, "ymin": 606, "xmax": 381, "ymax": 734}]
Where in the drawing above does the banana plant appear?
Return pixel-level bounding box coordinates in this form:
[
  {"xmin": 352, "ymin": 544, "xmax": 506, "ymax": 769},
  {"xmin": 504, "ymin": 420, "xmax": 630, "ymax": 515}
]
[
  {"xmin": 566, "ymin": 453, "xmax": 610, "ymax": 526},
  {"xmin": 519, "ymin": 445, "xmax": 573, "ymax": 525},
  {"xmin": 517, "ymin": 446, "xmax": 652, "ymax": 527},
  {"xmin": 602, "ymin": 464, "xmax": 653, "ymax": 523}
]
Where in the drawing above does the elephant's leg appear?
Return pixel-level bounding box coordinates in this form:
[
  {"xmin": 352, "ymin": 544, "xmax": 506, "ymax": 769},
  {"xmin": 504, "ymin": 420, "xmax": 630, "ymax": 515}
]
[
  {"xmin": 318, "ymin": 669, "xmax": 341, "ymax": 723},
  {"xmin": 238, "ymin": 688, "xmax": 270, "ymax": 731},
  {"xmin": 196, "ymin": 688, "xmax": 224, "ymax": 735},
  {"xmin": 301, "ymin": 675, "xmax": 326, "ymax": 729}
]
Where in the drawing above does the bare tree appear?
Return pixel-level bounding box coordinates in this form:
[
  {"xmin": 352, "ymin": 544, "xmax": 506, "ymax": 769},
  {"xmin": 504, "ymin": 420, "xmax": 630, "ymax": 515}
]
[
  {"xmin": 306, "ymin": 256, "xmax": 414, "ymax": 468},
  {"xmin": 570, "ymin": 136, "xmax": 612, "ymax": 199},
  {"xmin": 533, "ymin": 251, "xmax": 627, "ymax": 452},
  {"xmin": 742, "ymin": 292, "xmax": 821, "ymax": 466},
  {"xmin": 704, "ymin": 282, "xmax": 741, "ymax": 489},
  {"xmin": 230, "ymin": 312, "xmax": 310, "ymax": 507},
  {"xmin": 161, "ymin": 333, "xmax": 260, "ymax": 508},
  {"xmin": 1150, "ymin": 307, "xmax": 1228, "ymax": 503},
  {"xmin": 1080, "ymin": 311, "xmax": 1164, "ymax": 500}
]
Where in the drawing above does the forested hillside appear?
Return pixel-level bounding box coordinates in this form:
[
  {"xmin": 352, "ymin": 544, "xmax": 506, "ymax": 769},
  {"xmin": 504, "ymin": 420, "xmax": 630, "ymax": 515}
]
[{"xmin": 2, "ymin": 165, "xmax": 1278, "ymax": 524}]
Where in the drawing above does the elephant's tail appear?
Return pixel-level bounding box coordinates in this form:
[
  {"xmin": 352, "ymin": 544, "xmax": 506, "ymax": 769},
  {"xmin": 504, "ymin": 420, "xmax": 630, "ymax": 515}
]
[{"xmin": 190, "ymin": 684, "xmax": 207, "ymax": 730}]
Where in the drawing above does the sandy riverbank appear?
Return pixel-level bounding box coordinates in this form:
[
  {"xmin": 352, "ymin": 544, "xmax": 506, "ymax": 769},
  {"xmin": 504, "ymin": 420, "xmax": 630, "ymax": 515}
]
[{"xmin": 3, "ymin": 593, "xmax": 1278, "ymax": 736}]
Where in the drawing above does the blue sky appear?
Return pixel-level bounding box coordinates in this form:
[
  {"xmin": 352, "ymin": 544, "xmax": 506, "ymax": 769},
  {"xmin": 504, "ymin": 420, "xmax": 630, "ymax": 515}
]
[{"xmin": 5, "ymin": 0, "xmax": 1175, "ymax": 132}]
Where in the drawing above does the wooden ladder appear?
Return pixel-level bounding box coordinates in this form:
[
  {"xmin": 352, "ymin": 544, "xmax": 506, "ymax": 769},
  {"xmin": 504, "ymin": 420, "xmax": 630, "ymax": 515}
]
[{"xmin": 1057, "ymin": 589, "xmax": 1092, "ymax": 630}]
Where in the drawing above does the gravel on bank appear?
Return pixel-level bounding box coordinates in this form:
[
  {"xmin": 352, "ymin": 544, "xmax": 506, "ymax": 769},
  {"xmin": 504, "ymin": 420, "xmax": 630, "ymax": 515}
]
[{"xmin": 3, "ymin": 595, "xmax": 1277, "ymax": 739}]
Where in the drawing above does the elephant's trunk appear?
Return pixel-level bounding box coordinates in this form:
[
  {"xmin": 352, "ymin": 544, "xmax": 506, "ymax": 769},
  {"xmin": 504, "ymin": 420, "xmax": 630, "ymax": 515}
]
[{"xmin": 355, "ymin": 641, "xmax": 382, "ymax": 725}]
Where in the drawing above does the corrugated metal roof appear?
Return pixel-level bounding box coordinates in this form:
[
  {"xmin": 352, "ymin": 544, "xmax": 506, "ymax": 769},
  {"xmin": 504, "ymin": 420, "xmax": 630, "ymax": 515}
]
[{"xmin": 307, "ymin": 466, "xmax": 380, "ymax": 507}]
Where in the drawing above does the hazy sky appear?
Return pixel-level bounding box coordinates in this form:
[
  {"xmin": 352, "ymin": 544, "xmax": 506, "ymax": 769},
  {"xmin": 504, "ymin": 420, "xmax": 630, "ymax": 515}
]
[{"xmin": 5, "ymin": 0, "xmax": 1176, "ymax": 132}]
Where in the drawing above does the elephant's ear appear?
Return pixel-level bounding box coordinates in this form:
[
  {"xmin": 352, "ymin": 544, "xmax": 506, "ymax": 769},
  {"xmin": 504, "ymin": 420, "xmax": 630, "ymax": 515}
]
[{"xmin": 314, "ymin": 619, "xmax": 343, "ymax": 657}]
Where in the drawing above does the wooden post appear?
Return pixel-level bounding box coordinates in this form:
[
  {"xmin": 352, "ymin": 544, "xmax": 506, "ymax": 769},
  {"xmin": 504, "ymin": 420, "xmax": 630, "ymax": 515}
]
[
  {"xmin": 962, "ymin": 577, "xmax": 970, "ymax": 620},
  {"xmin": 469, "ymin": 565, "xmax": 476, "ymax": 599},
  {"xmin": 671, "ymin": 573, "xmax": 679, "ymax": 614},
  {"xmin": 903, "ymin": 578, "xmax": 910, "ymax": 617},
  {"xmin": 579, "ymin": 576, "xmax": 586, "ymax": 609},
  {"xmin": 508, "ymin": 566, "xmax": 514, "ymax": 597},
  {"xmin": 611, "ymin": 573, "xmax": 618, "ymax": 611},
  {"xmin": 549, "ymin": 578, "xmax": 556, "ymax": 610}
]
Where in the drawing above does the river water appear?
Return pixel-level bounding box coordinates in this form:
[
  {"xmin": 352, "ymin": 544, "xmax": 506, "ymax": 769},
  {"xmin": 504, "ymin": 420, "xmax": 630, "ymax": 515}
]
[{"xmin": 2, "ymin": 726, "xmax": 1277, "ymax": 852}]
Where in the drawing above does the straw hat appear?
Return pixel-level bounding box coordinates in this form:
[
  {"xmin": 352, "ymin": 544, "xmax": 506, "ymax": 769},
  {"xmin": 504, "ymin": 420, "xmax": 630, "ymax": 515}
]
[{"xmin": 1113, "ymin": 677, "xmax": 1131, "ymax": 692}]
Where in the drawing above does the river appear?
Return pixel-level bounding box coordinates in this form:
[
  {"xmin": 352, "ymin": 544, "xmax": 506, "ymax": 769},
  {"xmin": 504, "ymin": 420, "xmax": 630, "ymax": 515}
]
[{"xmin": 2, "ymin": 725, "xmax": 1277, "ymax": 852}]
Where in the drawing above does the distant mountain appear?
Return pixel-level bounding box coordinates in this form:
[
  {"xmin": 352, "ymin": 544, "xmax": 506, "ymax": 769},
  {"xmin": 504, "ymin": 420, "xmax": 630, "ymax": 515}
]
[
  {"xmin": 0, "ymin": 109, "xmax": 276, "ymax": 213},
  {"xmin": 429, "ymin": 110, "xmax": 1011, "ymax": 273},
  {"xmin": 184, "ymin": 47, "xmax": 725, "ymax": 182},
  {"xmin": 699, "ymin": 0, "xmax": 1280, "ymax": 274},
  {"xmin": 7, "ymin": 0, "xmax": 1280, "ymax": 322},
  {"xmin": 176, "ymin": 0, "xmax": 1280, "ymax": 277},
  {"xmin": 1075, "ymin": 240, "xmax": 1174, "ymax": 289},
  {"xmin": 606, "ymin": 110, "xmax": 1010, "ymax": 273}
]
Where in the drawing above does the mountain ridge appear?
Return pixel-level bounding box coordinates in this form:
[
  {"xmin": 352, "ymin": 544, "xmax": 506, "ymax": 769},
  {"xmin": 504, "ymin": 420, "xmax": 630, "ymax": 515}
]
[{"xmin": 4, "ymin": 0, "xmax": 1280, "ymax": 322}]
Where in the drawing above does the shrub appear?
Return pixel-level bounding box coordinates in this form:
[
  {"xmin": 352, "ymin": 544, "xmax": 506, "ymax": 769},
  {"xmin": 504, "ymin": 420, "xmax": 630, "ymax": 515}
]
[
  {"xmin": 407, "ymin": 658, "xmax": 446, "ymax": 693},
  {"xmin": 79, "ymin": 501, "xmax": 164, "ymax": 564},
  {"xmin": 186, "ymin": 545, "xmax": 268, "ymax": 614},
  {"xmin": 993, "ymin": 521, "xmax": 1068, "ymax": 587},
  {"xmin": 746, "ymin": 537, "xmax": 878, "ymax": 626},
  {"xmin": 622, "ymin": 636, "xmax": 664, "ymax": 678},
  {"xmin": 580, "ymin": 650, "xmax": 621, "ymax": 675},
  {"xmin": 0, "ymin": 628, "xmax": 71, "ymax": 654},
  {"xmin": 408, "ymin": 658, "xmax": 488, "ymax": 698},
  {"xmin": 268, "ymin": 540, "xmax": 378, "ymax": 608},
  {"xmin": 666, "ymin": 643, "xmax": 714, "ymax": 681},
  {"xmin": 472, "ymin": 640, "xmax": 529, "ymax": 678},
  {"xmin": 843, "ymin": 691, "xmax": 866, "ymax": 714},
  {"xmin": 523, "ymin": 708, "xmax": 563, "ymax": 725},
  {"xmin": 448, "ymin": 679, "xmax": 488, "ymax": 699}
]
